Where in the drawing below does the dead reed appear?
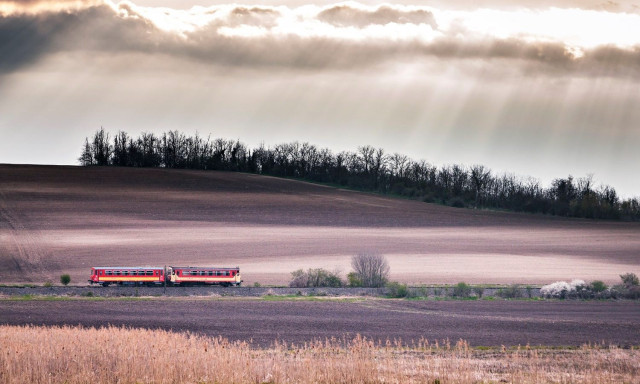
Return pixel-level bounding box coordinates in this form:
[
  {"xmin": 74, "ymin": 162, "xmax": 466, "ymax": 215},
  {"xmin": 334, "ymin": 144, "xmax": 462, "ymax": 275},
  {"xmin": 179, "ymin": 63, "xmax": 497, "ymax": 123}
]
[{"xmin": 1, "ymin": 325, "xmax": 638, "ymax": 383}]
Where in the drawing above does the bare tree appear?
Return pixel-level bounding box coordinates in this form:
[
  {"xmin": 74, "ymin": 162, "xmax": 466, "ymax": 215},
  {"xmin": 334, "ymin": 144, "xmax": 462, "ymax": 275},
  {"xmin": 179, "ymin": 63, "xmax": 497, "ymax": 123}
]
[
  {"xmin": 351, "ymin": 253, "xmax": 390, "ymax": 288},
  {"xmin": 389, "ymin": 153, "xmax": 408, "ymax": 179},
  {"xmin": 92, "ymin": 127, "xmax": 111, "ymax": 166},
  {"xmin": 358, "ymin": 145, "xmax": 375, "ymax": 174},
  {"xmin": 78, "ymin": 138, "xmax": 93, "ymax": 166},
  {"xmin": 470, "ymin": 164, "xmax": 491, "ymax": 208}
]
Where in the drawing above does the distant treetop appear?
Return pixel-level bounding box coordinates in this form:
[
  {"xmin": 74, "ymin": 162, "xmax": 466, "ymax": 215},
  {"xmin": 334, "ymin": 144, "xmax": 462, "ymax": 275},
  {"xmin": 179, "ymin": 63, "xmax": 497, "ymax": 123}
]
[{"xmin": 79, "ymin": 128, "xmax": 640, "ymax": 221}]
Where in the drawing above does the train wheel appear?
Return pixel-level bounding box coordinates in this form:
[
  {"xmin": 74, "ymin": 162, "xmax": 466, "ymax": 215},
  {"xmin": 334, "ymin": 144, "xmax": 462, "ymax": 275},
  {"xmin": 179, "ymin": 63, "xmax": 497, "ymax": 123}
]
[{"xmin": 102, "ymin": 283, "xmax": 109, "ymax": 287}]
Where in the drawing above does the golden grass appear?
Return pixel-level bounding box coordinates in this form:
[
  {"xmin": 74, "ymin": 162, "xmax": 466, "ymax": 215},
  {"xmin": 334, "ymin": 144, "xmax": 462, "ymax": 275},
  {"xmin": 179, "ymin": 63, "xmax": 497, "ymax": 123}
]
[{"xmin": 1, "ymin": 325, "xmax": 638, "ymax": 384}]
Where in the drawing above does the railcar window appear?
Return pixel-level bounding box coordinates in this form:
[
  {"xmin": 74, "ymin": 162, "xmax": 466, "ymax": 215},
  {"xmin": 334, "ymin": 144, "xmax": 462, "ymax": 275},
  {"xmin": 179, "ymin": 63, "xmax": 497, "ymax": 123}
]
[
  {"xmin": 146, "ymin": 271, "xmax": 152, "ymax": 276},
  {"xmin": 207, "ymin": 271, "xmax": 213, "ymax": 276},
  {"xmin": 106, "ymin": 271, "xmax": 112, "ymax": 276}
]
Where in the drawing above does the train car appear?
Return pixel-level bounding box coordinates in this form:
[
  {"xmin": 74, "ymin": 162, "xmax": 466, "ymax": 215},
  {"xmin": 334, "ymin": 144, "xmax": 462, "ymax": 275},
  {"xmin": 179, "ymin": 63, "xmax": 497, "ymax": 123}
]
[
  {"xmin": 88, "ymin": 267, "xmax": 165, "ymax": 286},
  {"xmin": 168, "ymin": 266, "xmax": 242, "ymax": 286}
]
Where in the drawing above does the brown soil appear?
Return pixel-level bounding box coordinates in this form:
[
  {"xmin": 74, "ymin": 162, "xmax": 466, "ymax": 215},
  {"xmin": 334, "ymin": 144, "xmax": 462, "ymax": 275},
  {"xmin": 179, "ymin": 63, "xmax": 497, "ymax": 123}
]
[
  {"xmin": 1, "ymin": 299, "xmax": 638, "ymax": 347},
  {"xmin": 0, "ymin": 164, "xmax": 639, "ymax": 285}
]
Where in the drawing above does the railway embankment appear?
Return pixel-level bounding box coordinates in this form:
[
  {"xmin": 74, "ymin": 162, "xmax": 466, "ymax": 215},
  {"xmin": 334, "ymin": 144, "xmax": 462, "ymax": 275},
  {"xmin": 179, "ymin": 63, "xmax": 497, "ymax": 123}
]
[{"xmin": 0, "ymin": 285, "xmax": 542, "ymax": 298}]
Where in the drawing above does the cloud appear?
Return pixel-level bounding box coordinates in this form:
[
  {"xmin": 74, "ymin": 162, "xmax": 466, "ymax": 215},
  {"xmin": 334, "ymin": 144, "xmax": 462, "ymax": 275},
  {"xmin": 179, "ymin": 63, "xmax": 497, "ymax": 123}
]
[
  {"xmin": 0, "ymin": 0, "xmax": 102, "ymax": 15},
  {"xmin": 1, "ymin": 0, "xmax": 640, "ymax": 76},
  {"xmin": 317, "ymin": 4, "xmax": 437, "ymax": 28}
]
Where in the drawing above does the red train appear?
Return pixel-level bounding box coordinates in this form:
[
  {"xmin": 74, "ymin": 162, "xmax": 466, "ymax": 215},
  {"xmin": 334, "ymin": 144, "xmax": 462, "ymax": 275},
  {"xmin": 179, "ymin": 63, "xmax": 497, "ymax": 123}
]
[
  {"xmin": 168, "ymin": 266, "xmax": 242, "ymax": 287},
  {"xmin": 88, "ymin": 266, "xmax": 242, "ymax": 287}
]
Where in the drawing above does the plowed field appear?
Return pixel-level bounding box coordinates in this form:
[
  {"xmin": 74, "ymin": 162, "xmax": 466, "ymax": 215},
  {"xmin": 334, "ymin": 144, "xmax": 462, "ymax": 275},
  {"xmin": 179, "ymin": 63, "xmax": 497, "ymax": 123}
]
[
  {"xmin": 1, "ymin": 164, "xmax": 638, "ymax": 284},
  {"xmin": 1, "ymin": 299, "xmax": 638, "ymax": 347}
]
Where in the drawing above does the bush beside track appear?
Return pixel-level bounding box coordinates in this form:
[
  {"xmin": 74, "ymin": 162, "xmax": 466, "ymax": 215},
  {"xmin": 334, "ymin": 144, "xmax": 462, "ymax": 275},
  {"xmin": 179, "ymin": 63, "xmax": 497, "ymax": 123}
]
[{"xmin": 0, "ymin": 286, "xmax": 542, "ymax": 298}]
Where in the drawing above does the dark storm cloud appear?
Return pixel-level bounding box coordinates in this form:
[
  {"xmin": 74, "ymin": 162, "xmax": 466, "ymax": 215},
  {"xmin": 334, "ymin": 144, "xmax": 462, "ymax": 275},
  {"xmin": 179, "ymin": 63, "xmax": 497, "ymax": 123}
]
[
  {"xmin": 0, "ymin": 4, "xmax": 148, "ymax": 71},
  {"xmin": 1, "ymin": 1, "xmax": 640, "ymax": 76}
]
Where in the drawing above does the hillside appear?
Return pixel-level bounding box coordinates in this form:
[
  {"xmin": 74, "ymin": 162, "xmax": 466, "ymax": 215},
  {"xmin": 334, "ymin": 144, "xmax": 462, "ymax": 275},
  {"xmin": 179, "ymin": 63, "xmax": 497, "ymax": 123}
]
[{"xmin": 1, "ymin": 164, "xmax": 638, "ymax": 285}]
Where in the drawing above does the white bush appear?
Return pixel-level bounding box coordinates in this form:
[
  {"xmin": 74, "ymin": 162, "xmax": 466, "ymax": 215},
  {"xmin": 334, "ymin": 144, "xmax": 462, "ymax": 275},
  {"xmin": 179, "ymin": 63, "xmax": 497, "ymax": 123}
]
[
  {"xmin": 540, "ymin": 279, "xmax": 587, "ymax": 298},
  {"xmin": 569, "ymin": 279, "xmax": 587, "ymax": 291}
]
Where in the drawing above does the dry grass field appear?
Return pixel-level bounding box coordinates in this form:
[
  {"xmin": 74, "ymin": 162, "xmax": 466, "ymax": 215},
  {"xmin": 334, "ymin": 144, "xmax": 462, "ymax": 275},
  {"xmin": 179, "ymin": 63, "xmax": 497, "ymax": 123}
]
[
  {"xmin": 1, "ymin": 324, "xmax": 639, "ymax": 384},
  {"xmin": 1, "ymin": 164, "xmax": 639, "ymax": 285}
]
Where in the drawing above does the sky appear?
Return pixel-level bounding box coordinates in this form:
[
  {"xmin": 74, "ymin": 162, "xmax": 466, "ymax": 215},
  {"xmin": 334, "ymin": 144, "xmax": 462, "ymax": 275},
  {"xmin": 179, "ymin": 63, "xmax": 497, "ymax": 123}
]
[{"xmin": 1, "ymin": 0, "xmax": 639, "ymax": 197}]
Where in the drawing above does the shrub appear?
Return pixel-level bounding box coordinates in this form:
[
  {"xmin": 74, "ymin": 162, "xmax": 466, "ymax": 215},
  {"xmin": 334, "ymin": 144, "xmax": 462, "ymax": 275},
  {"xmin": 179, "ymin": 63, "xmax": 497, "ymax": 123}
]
[
  {"xmin": 497, "ymin": 285, "xmax": 523, "ymax": 299},
  {"xmin": 540, "ymin": 279, "xmax": 587, "ymax": 298},
  {"xmin": 289, "ymin": 269, "xmax": 307, "ymax": 288},
  {"xmin": 620, "ymin": 273, "xmax": 639, "ymax": 287},
  {"xmin": 350, "ymin": 253, "xmax": 389, "ymax": 288},
  {"xmin": 347, "ymin": 272, "xmax": 362, "ymax": 287},
  {"xmin": 473, "ymin": 287, "xmax": 484, "ymax": 298},
  {"xmin": 525, "ymin": 286, "xmax": 533, "ymax": 298},
  {"xmin": 289, "ymin": 268, "xmax": 343, "ymax": 288},
  {"xmin": 411, "ymin": 287, "xmax": 428, "ymax": 298},
  {"xmin": 60, "ymin": 274, "xmax": 71, "ymax": 286},
  {"xmin": 590, "ymin": 280, "xmax": 608, "ymax": 293},
  {"xmin": 452, "ymin": 282, "xmax": 471, "ymax": 298},
  {"xmin": 612, "ymin": 281, "xmax": 640, "ymax": 299},
  {"xmin": 626, "ymin": 286, "xmax": 640, "ymax": 299},
  {"xmin": 386, "ymin": 282, "xmax": 408, "ymax": 298},
  {"xmin": 253, "ymin": 282, "xmax": 261, "ymax": 287},
  {"xmin": 43, "ymin": 281, "xmax": 53, "ymax": 288}
]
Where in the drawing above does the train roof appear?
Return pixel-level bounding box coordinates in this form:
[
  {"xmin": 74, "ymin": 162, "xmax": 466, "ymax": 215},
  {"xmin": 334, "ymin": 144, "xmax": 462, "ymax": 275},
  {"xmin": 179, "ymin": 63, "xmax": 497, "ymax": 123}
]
[
  {"xmin": 91, "ymin": 266, "xmax": 240, "ymax": 270},
  {"xmin": 171, "ymin": 266, "xmax": 240, "ymax": 270},
  {"xmin": 91, "ymin": 267, "xmax": 164, "ymax": 270}
]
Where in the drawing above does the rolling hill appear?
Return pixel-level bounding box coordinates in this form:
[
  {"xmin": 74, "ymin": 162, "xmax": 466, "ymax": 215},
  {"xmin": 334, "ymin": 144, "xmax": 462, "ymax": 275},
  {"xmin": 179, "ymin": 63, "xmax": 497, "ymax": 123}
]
[{"xmin": 1, "ymin": 164, "xmax": 638, "ymax": 285}]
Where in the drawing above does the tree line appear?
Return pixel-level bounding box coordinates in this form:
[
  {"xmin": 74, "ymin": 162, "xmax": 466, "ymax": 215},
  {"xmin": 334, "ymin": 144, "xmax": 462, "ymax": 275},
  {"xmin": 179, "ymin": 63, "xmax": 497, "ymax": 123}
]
[{"xmin": 80, "ymin": 128, "xmax": 640, "ymax": 221}]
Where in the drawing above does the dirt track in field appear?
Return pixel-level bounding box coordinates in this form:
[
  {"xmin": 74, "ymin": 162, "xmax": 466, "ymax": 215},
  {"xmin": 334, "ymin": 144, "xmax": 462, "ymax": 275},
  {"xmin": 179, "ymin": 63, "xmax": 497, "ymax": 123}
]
[
  {"xmin": 0, "ymin": 164, "xmax": 639, "ymax": 285},
  {"xmin": 1, "ymin": 299, "xmax": 639, "ymax": 347}
]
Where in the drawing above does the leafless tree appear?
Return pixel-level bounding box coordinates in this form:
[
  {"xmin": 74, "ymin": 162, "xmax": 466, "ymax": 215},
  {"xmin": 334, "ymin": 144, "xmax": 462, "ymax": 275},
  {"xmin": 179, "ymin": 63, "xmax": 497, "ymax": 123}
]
[
  {"xmin": 470, "ymin": 164, "xmax": 491, "ymax": 208},
  {"xmin": 351, "ymin": 253, "xmax": 390, "ymax": 288},
  {"xmin": 79, "ymin": 138, "xmax": 93, "ymax": 166}
]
